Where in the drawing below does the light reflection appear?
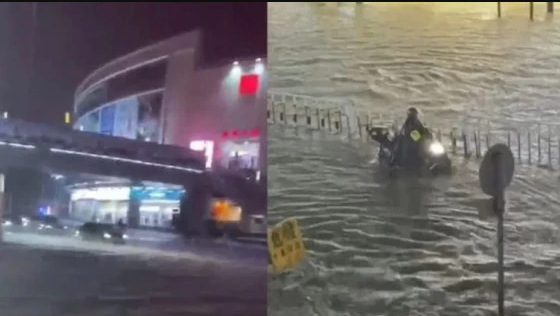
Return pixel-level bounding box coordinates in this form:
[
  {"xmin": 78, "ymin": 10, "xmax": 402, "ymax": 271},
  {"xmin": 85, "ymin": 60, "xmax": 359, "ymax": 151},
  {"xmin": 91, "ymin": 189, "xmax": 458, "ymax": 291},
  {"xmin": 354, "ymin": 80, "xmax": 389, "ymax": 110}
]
[{"xmin": 0, "ymin": 140, "xmax": 203, "ymax": 173}]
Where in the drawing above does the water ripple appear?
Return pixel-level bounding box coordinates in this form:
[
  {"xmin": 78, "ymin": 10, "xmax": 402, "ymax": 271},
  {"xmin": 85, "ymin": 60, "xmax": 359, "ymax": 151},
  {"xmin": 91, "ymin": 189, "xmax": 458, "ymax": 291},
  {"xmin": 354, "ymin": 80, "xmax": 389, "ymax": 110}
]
[{"xmin": 268, "ymin": 3, "xmax": 560, "ymax": 316}]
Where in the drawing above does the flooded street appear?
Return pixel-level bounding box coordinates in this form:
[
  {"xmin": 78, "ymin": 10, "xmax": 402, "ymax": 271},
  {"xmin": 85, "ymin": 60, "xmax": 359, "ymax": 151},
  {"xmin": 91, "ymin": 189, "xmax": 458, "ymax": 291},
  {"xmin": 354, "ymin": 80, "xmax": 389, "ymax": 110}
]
[{"xmin": 268, "ymin": 3, "xmax": 560, "ymax": 316}]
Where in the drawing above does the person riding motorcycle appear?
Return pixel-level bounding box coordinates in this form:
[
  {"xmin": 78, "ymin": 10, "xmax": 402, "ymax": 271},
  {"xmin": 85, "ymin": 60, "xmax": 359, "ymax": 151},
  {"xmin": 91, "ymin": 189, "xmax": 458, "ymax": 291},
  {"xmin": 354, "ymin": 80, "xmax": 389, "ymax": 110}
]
[{"xmin": 390, "ymin": 107, "xmax": 431, "ymax": 168}]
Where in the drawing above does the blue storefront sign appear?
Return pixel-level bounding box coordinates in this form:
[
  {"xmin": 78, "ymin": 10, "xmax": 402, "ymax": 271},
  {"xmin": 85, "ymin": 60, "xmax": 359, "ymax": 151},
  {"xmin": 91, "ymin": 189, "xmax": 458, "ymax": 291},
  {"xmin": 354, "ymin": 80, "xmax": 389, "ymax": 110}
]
[{"xmin": 130, "ymin": 187, "xmax": 185, "ymax": 201}]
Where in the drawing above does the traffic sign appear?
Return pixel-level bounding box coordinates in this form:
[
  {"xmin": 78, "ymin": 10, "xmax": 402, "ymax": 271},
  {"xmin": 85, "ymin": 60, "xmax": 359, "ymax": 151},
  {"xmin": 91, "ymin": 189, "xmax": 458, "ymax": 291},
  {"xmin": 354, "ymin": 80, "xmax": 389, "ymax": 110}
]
[
  {"xmin": 479, "ymin": 143, "xmax": 515, "ymax": 197},
  {"xmin": 267, "ymin": 217, "xmax": 306, "ymax": 273}
]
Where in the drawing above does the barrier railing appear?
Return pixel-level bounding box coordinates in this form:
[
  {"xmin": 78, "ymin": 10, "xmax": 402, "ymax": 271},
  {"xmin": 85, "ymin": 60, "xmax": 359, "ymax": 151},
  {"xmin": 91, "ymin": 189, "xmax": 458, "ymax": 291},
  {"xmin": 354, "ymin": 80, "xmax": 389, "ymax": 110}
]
[
  {"xmin": 267, "ymin": 92, "xmax": 398, "ymax": 141},
  {"xmin": 268, "ymin": 91, "xmax": 560, "ymax": 168}
]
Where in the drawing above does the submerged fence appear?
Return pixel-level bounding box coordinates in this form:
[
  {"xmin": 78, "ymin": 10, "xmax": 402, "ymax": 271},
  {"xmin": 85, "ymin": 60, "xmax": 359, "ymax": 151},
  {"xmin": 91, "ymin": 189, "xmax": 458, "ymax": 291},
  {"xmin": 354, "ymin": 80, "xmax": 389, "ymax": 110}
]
[{"xmin": 268, "ymin": 91, "xmax": 560, "ymax": 167}]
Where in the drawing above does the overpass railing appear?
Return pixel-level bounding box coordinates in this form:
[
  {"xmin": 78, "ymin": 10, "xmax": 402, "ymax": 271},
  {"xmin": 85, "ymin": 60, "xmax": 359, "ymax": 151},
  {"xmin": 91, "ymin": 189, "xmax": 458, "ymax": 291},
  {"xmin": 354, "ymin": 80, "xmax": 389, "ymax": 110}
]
[{"xmin": 268, "ymin": 91, "xmax": 560, "ymax": 167}]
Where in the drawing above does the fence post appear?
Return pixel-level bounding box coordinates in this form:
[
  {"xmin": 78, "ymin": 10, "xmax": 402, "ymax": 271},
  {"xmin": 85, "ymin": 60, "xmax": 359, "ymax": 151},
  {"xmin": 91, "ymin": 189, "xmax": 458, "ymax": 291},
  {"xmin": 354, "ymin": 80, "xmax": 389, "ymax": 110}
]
[
  {"xmin": 517, "ymin": 131, "xmax": 522, "ymax": 162},
  {"xmin": 462, "ymin": 133, "xmax": 469, "ymax": 157},
  {"xmin": 537, "ymin": 124, "xmax": 542, "ymax": 164},
  {"xmin": 528, "ymin": 130, "xmax": 532, "ymax": 164},
  {"xmin": 473, "ymin": 132, "xmax": 480, "ymax": 158},
  {"xmin": 346, "ymin": 114, "xmax": 352, "ymax": 139},
  {"xmin": 547, "ymin": 126, "xmax": 552, "ymax": 166}
]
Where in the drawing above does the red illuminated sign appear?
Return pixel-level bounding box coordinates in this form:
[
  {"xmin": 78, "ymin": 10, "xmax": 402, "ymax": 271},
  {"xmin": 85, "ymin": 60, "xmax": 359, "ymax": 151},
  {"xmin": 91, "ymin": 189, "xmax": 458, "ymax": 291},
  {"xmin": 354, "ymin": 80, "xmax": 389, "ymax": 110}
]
[
  {"xmin": 239, "ymin": 74, "xmax": 259, "ymax": 95},
  {"xmin": 222, "ymin": 129, "xmax": 260, "ymax": 138}
]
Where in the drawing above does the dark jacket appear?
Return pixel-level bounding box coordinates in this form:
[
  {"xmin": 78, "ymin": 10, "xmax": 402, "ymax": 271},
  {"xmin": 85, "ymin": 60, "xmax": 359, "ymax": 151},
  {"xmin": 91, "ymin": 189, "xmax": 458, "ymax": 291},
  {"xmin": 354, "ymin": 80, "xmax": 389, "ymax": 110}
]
[{"xmin": 392, "ymin": 117, "xmax": 430, "ymax": 168}]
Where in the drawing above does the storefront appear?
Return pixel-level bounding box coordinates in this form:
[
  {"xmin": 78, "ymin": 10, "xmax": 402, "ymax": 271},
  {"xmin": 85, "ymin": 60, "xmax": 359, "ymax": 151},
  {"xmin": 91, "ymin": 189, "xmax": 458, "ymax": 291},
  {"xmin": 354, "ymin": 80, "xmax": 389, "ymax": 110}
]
[
  {"xmin": 130, "ymin": 186, "xmax": 184, "ymax": 228},
  {"xmin": 69, "ymin": 184, "xmax": 184, "ymax": 228},
  {"xmin": 69, "ymin": 186, "xmax": 129, "ymax": 223},
  {"xmin": 219, "ymin": 129, "xmax": 261, "ymax": 171}
]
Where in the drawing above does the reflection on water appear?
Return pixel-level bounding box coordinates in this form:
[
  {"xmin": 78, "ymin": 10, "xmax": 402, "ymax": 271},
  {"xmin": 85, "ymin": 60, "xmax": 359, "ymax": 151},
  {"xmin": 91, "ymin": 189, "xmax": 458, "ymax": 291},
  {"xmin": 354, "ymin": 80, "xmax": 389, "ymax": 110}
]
[{"xmin": 268, "ymin": 3, "xmax": 560, "ymax": 316}]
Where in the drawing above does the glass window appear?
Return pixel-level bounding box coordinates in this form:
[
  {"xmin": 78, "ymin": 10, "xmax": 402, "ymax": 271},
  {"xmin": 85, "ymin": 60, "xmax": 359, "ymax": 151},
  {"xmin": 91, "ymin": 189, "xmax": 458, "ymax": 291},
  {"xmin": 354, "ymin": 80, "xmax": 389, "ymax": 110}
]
[{"xmin": 75, "ymin": 58, "xmax": 168, "ymax": 118}]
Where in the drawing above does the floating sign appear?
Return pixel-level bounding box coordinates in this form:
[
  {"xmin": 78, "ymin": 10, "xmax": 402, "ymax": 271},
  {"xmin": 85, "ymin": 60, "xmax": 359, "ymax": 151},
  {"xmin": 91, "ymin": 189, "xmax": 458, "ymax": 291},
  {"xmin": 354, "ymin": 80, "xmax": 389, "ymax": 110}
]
[
  {"xmin": 479, "ymin": 143, "xmax": 515, "ymax": 197},
  {"xmin": 268, "ymin": 217, "xmax": 306, "ymax": 273}
]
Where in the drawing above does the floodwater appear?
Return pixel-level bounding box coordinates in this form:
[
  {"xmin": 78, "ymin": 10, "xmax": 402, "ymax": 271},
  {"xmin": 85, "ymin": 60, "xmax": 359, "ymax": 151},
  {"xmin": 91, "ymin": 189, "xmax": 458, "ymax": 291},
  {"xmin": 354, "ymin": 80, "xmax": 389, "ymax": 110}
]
[
  {"xmin": 0, "ymin": 232, "xmax": 267, "ymax": 316},
  {"xmin": 268, "ymin": 3, "xmax": 560, "ymax": 316}
]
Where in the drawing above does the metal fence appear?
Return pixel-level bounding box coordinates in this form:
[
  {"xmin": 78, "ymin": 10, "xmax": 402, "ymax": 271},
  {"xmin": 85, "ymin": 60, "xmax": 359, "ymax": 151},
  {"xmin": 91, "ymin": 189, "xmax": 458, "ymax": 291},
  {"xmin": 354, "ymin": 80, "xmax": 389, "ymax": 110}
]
[{"xmin": 268, "ymin": 91, "xmax": 560, "ymax": 168}]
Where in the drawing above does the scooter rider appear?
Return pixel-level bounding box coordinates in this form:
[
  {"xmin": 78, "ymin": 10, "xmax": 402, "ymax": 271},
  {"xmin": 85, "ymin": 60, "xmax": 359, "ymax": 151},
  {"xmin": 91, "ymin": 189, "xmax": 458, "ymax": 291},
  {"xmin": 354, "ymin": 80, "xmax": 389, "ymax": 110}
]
[{"xmin": 390, "ymin": 107, "xmax": 430, "ymax": 168}]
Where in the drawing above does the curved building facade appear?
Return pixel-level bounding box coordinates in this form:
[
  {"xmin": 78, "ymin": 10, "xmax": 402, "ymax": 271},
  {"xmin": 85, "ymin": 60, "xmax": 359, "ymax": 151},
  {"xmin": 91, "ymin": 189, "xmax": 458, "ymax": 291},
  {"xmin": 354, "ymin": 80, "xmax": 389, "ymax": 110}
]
[
  {"xmin": 69, "ymin": 30, "xmax": 267, "ymax": 229},
  {"xmin": 74, "ymin": 30, "xmax": 267, "ymax": 174}
]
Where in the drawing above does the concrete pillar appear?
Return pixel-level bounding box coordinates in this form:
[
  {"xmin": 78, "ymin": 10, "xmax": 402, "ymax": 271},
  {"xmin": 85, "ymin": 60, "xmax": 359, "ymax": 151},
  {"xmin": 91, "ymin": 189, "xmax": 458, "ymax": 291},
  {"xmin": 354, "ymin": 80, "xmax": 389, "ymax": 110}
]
[
  {"xmin": 127, "ymin": 194, "xmax": 140, "ymax": 228},
  {"xmin": 0, "ymin": 173, "xmax": 4, "ymax": 242},
  {"xmin": 180, "ymin": 178, "xmax": 211, "ymax": 237}
]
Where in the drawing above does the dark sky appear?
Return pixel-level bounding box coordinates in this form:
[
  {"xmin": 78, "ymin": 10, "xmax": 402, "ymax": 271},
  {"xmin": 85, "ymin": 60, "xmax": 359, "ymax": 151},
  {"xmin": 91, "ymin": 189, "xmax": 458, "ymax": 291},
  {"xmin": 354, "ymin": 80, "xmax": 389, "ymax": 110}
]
[{"xmin": 0, "ymin": 2, "xmax": 267, "ymax": 126}]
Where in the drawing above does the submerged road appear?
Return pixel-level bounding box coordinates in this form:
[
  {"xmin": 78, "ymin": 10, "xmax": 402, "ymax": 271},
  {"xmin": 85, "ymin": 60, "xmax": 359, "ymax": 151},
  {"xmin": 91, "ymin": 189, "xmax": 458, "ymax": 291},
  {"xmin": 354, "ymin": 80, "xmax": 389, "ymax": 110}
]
[
  {"xmin": 0, "ymin": 229, "xmax": 267, "ymax": 316},
  {"xmin": 268, "ymin": 3, "xmax": 560, "ymax": 316}
]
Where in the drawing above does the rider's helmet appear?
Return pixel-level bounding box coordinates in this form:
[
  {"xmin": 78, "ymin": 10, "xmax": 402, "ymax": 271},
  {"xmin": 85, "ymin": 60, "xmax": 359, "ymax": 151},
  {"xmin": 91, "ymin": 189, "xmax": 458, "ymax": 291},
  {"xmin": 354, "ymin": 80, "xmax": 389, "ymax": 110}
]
[
  {"xmin": 407, "ymin": 107, "xmax": 419, "ymax": 120},
  {"xmin": 402, "ymin": 107, "xmax": 423, "ymax": 135}
]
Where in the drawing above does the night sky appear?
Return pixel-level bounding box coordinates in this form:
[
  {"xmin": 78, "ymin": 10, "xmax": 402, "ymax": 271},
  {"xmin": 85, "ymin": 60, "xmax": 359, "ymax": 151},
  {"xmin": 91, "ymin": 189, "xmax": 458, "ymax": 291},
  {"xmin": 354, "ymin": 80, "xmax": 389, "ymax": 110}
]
[{"xmin": 0, "ymin": 2, "xmax": 267, "ymax": 126}]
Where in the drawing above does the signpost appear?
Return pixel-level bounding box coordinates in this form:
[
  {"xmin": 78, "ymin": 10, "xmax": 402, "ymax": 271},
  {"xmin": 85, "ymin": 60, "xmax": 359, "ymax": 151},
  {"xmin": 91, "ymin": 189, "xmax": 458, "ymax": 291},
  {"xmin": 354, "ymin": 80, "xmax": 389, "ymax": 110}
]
[{"xmin": 478, "ymin": 143, "xmax": 515, "ymax": 316}]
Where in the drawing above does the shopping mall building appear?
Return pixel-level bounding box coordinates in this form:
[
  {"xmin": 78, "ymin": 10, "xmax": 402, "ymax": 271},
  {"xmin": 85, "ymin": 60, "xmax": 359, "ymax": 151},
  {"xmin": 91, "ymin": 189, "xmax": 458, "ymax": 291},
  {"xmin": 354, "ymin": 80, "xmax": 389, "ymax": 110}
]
[{"xmin": 67, "ymin": 30, "xmax": 267, "ymax": 228}]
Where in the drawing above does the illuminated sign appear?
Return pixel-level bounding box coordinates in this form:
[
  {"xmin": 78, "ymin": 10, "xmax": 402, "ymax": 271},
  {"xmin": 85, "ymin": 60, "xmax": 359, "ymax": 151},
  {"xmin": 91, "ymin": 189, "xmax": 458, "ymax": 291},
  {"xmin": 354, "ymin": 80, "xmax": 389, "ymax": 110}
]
[
  {"xmin": 210, "ymin": 199, "xmax": 242, "ymax": 222},
  {"xmin": 71, "ymin": 187, "xmax": 130, "ymax": 201},
  {"xmin": 130, "ymin": 187, "xmax": 185, "ymax": 201},
  {"xmin": 239, "ymin": 74, "xmax": 259, "ymax": 95},
  {"xmin": 222, "ymin": 129, "xmax": 260, "ymax": 139},
  {"xmin": 189, "ymin": 140, "xmax": 214, "ymax": 169}
]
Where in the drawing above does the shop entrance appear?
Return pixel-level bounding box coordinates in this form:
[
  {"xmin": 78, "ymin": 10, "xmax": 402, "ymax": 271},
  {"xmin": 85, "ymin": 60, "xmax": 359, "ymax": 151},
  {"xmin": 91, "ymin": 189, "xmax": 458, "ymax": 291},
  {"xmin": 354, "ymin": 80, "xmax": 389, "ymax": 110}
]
[{"xmin": 220, "ymin": 139, "xmax": 260, "ymax": 171}]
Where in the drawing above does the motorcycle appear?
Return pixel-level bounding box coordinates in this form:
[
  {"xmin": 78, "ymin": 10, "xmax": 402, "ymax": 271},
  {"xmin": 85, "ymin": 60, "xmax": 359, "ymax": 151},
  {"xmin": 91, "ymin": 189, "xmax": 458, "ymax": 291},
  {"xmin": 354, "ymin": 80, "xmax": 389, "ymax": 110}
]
[{"xmin": 366, "ymin": 126, "xmax": 452, "ymax": 176}]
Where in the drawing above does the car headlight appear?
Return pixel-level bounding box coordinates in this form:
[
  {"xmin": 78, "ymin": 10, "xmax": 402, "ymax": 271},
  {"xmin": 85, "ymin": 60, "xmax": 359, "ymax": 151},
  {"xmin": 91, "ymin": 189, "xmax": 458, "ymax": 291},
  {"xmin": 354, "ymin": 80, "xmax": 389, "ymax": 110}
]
[
  {"xmin": 122, "ymin": 234, "xmax": 128, "ymax": 240},
  {"xmin": 103, "ymin": 233, "xmax": 111, "ymax": 239},
  {"xmin": 3, "ymin": 220, "xmax": 12, "ymax": 226},
  {"xmin": 429, "ymin": 141, "xmax": 445, "ymax": 156},
  {"xmin": 74, "ymin": 230, "xmax": 80, "ymax": 237}
]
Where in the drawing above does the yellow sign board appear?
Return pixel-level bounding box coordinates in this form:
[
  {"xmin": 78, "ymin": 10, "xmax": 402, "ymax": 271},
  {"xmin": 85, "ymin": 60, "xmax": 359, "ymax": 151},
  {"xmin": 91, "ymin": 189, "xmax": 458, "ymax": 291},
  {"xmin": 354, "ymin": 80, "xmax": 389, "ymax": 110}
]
[{"xmin": 268, "ymin": 218, "xmax": 306, "ymax": 273}]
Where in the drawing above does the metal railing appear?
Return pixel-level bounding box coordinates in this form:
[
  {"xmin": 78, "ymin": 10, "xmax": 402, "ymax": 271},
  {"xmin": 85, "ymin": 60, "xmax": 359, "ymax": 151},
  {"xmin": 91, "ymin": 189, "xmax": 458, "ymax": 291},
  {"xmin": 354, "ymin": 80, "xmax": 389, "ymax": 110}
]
[{"xmin": 268, "ymin": 91, "xmax": 560, "ymax": 167}]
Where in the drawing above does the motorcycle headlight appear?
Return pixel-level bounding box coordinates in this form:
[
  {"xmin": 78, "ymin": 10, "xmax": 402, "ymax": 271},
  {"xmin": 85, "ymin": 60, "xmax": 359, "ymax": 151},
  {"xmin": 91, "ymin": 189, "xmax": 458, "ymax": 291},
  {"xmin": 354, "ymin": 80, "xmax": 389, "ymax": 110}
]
[{"xmin": 429, "ymin": 142, "xmax": 445, "ymax": 156}]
